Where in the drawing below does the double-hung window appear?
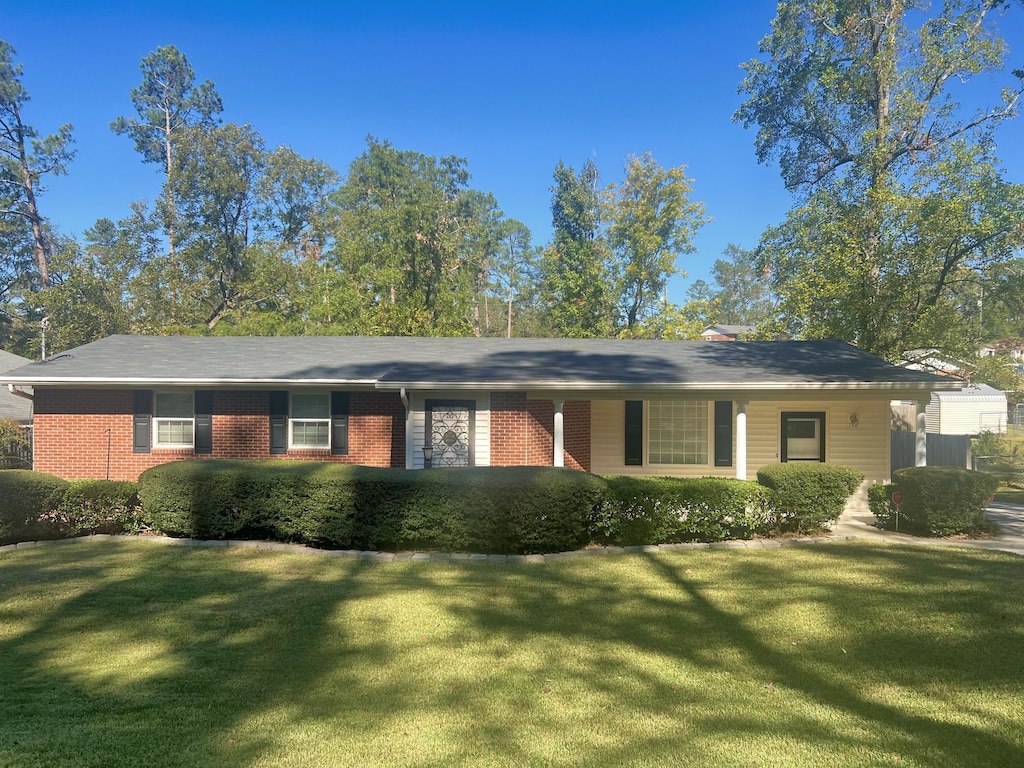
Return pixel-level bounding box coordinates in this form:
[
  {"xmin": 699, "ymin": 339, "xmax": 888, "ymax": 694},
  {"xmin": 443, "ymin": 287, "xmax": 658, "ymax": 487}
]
[
  {"xmin": 153, "ymin": 391, "xmax": 195, "ymax": 448},
  {"xmin": 290, "ymin": 393, "xmax": 330, "ymax": 449},
  {"xmin": 648, "ymin": 400, "xmax": 709, "ymax": 465}
]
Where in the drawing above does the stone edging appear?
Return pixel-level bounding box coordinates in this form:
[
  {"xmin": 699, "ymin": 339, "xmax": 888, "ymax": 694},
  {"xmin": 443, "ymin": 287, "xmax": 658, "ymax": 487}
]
[{"xmin": 2, "ymin": 530, "xmax": 1021, "ymax": 561}]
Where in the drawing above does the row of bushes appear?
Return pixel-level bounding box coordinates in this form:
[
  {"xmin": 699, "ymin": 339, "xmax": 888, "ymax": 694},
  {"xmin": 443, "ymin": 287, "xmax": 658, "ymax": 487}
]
[
  {"xmin": 2, "ymin": 461, "xmax": 865, "ymax": 553},
  {"xmin": 868, "ymin": 466, "xmax": 998, "ymax": 536},
  {"xmin": 0, "ymin": 471, "xmax": 143, "ymax": 545}
]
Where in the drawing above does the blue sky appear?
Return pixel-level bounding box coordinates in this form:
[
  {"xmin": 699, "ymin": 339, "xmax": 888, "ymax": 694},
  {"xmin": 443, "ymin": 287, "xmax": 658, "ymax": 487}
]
[{"xmin": 3, "ymin": 1, "xmax": 1023, "ymax": 303}]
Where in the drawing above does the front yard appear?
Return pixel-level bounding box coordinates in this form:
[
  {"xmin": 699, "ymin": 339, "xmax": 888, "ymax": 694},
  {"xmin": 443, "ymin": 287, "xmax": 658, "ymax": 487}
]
[{"xmin": 1, "ymin": 541, "xmax": 1022, "ymax": 767}]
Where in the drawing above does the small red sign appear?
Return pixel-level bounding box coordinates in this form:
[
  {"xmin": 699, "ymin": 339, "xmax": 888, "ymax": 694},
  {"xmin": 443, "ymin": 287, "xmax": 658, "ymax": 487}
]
[{"xmin": 892, "ymin": 491, "xmax": 904, "ymax": 506}]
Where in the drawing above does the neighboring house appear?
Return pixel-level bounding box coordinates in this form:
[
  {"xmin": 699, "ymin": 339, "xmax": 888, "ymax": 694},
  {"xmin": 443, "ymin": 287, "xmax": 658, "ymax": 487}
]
[
  {"xmin": 0, "ymin": 349, "xmax": 33, "ymax": 425},
  {"xmin": 925, "ymin": 384, "xmax": 1007, "ymax": 435},
  {"xmin": 900, "ymin": 348, "xmax": 962, "ymax": 376},
  {"xmin": 0, "ymin": 335, "xmax": 958, "ymax": 484},
  {"xmin": 700, "ymin": 324, "xmax": 756, "ymax": 341}
]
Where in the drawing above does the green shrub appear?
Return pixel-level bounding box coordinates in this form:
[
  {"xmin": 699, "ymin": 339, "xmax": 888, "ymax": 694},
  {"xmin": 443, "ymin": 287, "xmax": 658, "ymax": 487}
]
[
  {"xmin": 756, "ymin": 463, "xmax": 864, "ymax": 533},
  {"xmin": 51, "ymin": 480, "xmax": 143, "ymax": 536},
  {"xmin": 867, "ymin": 483, "xmax": 896, "ymax": 529},
  {"xmin": 0, "ymin": 470, "xmax": 68, "ymax": 544},
  {"xmin": 598, "ymin": 476, "xmax": 775, "ymax": 545},
  {"xmin": 890, "ymin": 466, "xmax": 998, "ymax": 536},
  {"xmin": 138, "ymin": 461, "xmax": 607, "ymax": 554}
]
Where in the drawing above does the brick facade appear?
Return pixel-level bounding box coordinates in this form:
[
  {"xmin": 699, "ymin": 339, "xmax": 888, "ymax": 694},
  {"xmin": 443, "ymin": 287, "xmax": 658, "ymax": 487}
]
[
  {"xmin": 33, "ymin": 388, "xmax": 590, "ymax": 480},
  {"xmin": 488, "ymin": 392, "xmax": 591, "ymax": 471},
  {"xmin": 33, "ymin": 389, "xmax": 406, "ymax": 480}
]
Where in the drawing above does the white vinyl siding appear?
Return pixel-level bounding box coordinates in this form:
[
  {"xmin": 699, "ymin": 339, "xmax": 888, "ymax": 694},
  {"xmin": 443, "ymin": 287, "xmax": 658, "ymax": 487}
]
[{"xmin": 153, "ymin": 391, "xmax": 194, "ymax": 448}]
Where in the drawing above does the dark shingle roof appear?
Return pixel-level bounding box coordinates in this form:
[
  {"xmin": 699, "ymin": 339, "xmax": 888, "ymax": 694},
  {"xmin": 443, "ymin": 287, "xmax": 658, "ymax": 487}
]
[
  {"xmin": 0, "ymin": 335, "xmax": 955, "ymax": 392},
  {"xmin": 0, "ymin": 350, "xmax": 33, "ymax": 422}
]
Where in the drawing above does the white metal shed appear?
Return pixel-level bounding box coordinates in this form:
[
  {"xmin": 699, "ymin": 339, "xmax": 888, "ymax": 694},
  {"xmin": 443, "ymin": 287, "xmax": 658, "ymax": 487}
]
[{"xmin": 925, "ymin": 383, "xmax": 1007, "ymax": 435}]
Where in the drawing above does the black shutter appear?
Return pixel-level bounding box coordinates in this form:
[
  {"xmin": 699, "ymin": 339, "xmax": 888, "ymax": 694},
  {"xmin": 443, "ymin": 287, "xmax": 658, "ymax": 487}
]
[
  {"xmin": 624, "ymin": 400, "xmax": 643, "ymax": 466},
  {"xmin": 132, "ymin": 390, "xmax": 152, "ymax": 454},
  {"xmin": 269, "ymin": 391, "xmax": 288, "ymax": 455},
  {"xmin": 714, "ymin": 401, "xmax": 733, "ymax": 467},
  {"xmin": 331, "ymin": 392, "xmax": 349, "ymax": 455},
  {"xmin": 195, "ymin": 391, "xmax": 213, "ymax": 455}
]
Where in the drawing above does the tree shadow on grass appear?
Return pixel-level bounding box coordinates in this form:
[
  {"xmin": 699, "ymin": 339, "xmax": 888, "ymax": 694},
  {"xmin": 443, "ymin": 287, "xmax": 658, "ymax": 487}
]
[{"xmin": 1, "ymin": 541, "xmax": 1023, "ymax": 767}]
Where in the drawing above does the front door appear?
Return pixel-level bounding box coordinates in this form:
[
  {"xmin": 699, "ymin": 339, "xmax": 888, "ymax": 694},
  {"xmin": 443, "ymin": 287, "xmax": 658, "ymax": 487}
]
[
  {"xmin": 781, "ymin": 412, "xmax": 826, "ymax": 462},
  {"xmin": 426, "ymin": 400, "xmax": 475, "ymax": 467}
]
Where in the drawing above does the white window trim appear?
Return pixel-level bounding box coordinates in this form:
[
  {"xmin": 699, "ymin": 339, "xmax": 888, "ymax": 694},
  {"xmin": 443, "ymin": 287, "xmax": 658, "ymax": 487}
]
[
  {"xmin": 153, "ymin": 391, "xmax": 195, "ymax": 450},
  {"xmin": 646, "ymin": 399, "xmax": 712, "ymax": 466},
  {"xmin": 289, "ymin": 392, "xmax": 331, "ymax": 450}
]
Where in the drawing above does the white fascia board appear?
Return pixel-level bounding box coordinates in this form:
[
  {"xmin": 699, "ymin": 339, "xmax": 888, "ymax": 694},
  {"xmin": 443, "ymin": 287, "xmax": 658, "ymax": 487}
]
[
  {"xmin": 0, "ymin": 377, "xmax": 380, "ymax": 388},
  {"xmin": 376, "ymin": 380, "xmax": 960, "ymax": 393}
]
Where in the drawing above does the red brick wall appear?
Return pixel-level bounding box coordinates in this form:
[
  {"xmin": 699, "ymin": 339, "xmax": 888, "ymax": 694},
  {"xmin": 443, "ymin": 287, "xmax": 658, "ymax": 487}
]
[
  {"xmin": 489, "ymin": 392, "xmax": 591, "ymax": 471},
  {"xmin": 33, "ymin": 389, "xmax": 406, "ymax": 481}
]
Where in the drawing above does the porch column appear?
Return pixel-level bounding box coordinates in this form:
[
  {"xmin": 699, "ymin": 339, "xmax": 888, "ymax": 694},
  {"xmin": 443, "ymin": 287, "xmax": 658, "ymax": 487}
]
[
  {"xmin": 736, "ymin": 401, "xmax": 748, "ymax": 480},
  {"xmin": 553, "ymin": 400, "xmax": 564, "ymax": 467},
  {"xmin": 915, "ymin": 400, "xmax": 928, "ymax": 467}
]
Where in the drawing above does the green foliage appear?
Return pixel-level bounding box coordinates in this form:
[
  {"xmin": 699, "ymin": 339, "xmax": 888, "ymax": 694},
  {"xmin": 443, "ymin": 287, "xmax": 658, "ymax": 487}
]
[
  {"xmin": 110, "ymin": 44, "xmax": 222, "ymax": 171},
  {"xmin": 756, "ymin": 463, "xmax": 864, "ymax": 533},
  {"xmin": 0, "ymin": 39, "xmax": 75, "ymax": 289},
  {"xmin": 682, "ymin": 244, "xmax": 773, "ymax": 332},
  {"xmin": 0, "ymin": 470, "xmax": 69, "ymax": 544},
  {"xmin": 329, "ymin": 138, "xmax": 501, "ymax": 337},
  {"xmin": 890, "ymin": 466, "xmax": 998, "ymax": 536},
  {"xmin": 540, "ymin": 159, "xmax": 617, "ymax": 338},
  {"xmin": 604, "ymin": 153, "xmax": 708, "ymax": 331},
  {"xmin": 50, "ymin": 480, "xmax": 144, "ymax": 536},
  {"xmin": 867, "ymin": 483, "xmax": 897, "ymax": 529},
  {"xmin": 736, "ymin": 1, "xmax": 1024, "ymax": 358},
  {"xmin": 137, "ymin": 461, "xmax": 605, "ymax": 554},
  {"xmin": 597, "ymin": 476, "xmax": 776, "ymax": 545}
]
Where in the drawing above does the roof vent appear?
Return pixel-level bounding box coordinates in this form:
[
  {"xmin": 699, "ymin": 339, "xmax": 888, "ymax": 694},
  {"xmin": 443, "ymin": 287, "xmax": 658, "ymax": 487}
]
[{"xmin": 32, "ymin": 353, "xmax": 75, "ymax": 365}]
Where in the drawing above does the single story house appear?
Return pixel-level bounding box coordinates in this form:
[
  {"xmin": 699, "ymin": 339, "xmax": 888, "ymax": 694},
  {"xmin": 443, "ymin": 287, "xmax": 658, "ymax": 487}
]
[
  {"xmin": 700, "ymin": 324, "xmax": 757, "ymax": 341},
  {"xmin": 0, "ymin": 335, "xmax": 958, "ymax": 483}
]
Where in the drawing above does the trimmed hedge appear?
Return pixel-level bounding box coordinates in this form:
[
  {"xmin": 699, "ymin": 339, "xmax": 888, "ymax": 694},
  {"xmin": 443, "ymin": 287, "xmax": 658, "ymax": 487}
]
[
  {"xmin": 597, "ymin": 476, "xmax": 775, "ymax": 545},
  {"xmin": 889, "ymin": 467, "xmax": 998, "ymax": 536},
  {"xmin": 0, "ymin": 470, "xmax": 69, "ymax": 544},
  {"xmin": 867, "ymin": 483, "xmax": 897, "ymax": 529},
  {"xmin": 137, "ymin": 461, "xmax": 607, "ymax": 554},
  {"xmin": 756, "ymin": 463, "xmax": 864, "ymax": 533},
  {"xmin": 53, "ymin": 480, "xmax": 144, "ymax": 536}
]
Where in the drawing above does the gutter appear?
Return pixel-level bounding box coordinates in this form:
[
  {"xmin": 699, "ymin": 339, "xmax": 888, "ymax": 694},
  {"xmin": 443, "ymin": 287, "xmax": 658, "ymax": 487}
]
[{"xmin": 7, "ymin": 384, "xmax": 33, "ymax": 402}]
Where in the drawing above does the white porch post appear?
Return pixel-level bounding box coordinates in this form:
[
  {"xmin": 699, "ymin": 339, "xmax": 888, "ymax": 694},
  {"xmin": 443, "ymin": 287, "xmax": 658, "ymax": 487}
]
[
  {"xmin": 553, "ymin": 400, "xmax": 565, "ymax": 468},
  {"xmin": 736, "ymin": 401, "xmax": 748, "ymax": 480},
  {"xmin": 915, "ymin": 400, "xmax": 928, "ymax": 467}
]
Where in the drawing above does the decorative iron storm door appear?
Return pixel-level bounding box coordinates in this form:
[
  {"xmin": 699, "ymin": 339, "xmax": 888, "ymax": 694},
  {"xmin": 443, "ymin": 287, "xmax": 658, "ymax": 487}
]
[{"xmin": 425, "ymin": 400, "xmax": 475, "ymax": 467}]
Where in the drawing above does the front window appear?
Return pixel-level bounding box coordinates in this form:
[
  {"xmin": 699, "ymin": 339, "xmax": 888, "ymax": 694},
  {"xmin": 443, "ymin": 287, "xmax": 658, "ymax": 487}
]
[
  {"xmin": 649, "ymin": 400, "xmax": 709, "ymax": 465},
  {"xmin": 154, "ymin": 391, "xmax": 194, "ymax": 448},
  {"xmin": 290, "ymin": 393, "xmax": 330, "ymax": 448}
]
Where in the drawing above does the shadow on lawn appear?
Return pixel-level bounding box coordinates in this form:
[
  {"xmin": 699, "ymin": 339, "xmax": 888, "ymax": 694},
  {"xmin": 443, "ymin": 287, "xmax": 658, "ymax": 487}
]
[{"xmin": 1, "ymin": 541, "xmax": 1023, "ymax": 767}]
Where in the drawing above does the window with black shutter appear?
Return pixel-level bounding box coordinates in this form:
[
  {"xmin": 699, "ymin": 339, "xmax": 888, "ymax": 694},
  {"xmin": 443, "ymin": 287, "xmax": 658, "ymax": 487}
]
[
  {"xmin": 624, "ymin": 400, "xmax": 643, "ymax": 466},
  {"xmin": 269, "ymin": 391, "xmax": 288, "ymax": 454}
]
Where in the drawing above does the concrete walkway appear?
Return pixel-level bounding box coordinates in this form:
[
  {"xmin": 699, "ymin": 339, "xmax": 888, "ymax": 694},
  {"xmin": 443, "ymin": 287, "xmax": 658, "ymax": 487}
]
[{"xmin": 831, "ymin": 488, "xmax": 1024, "ymax": 557}]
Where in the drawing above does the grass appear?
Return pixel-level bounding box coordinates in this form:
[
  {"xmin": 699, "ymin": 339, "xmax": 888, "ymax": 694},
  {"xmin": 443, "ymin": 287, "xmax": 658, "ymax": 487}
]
[{"xmin": 1, "ymin": 541, "xmax": 1023, "ymax": 767}]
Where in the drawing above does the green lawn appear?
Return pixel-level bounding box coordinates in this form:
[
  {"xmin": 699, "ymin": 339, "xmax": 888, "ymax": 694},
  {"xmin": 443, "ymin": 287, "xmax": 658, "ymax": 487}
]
[{"xmin": 1, "ymin": 541, "xmax": 1023, "ymax": 767}]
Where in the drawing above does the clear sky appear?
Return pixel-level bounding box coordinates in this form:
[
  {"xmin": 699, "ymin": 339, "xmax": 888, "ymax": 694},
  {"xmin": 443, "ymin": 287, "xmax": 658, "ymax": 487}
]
[{"xmin": 3, "ymin": 1, "xmax": 1023, "ymax": 303}]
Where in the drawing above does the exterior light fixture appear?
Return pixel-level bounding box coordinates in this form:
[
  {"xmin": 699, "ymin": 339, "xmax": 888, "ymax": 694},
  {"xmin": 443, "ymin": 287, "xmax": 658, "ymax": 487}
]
[
  {"xmin": 849, "ymin": 413, "xmax": 859, "ymax": 428},
  {"xmin": 422, "ymin": 445, "xmax": 433, "ymax": 468}
]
